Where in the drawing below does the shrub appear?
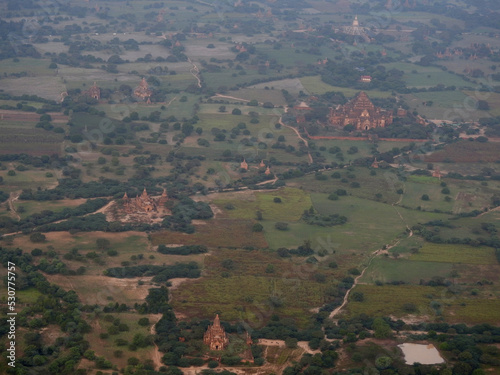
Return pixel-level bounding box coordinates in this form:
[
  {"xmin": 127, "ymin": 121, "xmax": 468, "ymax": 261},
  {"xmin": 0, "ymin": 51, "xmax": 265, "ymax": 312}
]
[
  {"xmin": 30, "ymin": 232, "xmax": 46, "ymax": 243},
  {"xmin": 275, "ymin": 222, "xmax": 288, "ymax": 231}
]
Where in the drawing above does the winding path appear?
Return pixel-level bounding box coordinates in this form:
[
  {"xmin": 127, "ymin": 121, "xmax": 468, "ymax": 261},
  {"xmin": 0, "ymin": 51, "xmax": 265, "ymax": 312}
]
[
  {"xmin": 329, "ymin": 201, "xmax": 413, "ymax": 320},
  {"xmin": 188, "ymin": 58, "xmax": 202, "ymax": 88},
  {"xmin": 278, "ymin": 111, "xmax": 313, "ymax": 164},
  {"xmin": 7, "ymin": 191, "xmax": 21, "ymax": 221}
]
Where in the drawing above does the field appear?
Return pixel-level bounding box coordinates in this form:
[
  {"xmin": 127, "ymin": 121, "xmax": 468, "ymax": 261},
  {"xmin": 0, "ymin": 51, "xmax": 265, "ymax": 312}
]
[
  {"xmin": 360, "ymin": 258, "xmax": 454, "ymax": 285},
  {"xmin": 410, "ymin": 243, "xmax": 497, "ymax": 265},
  {"xmin": 1, "ymin": 1, "xmax": 500, "ymax": 373},
  {"xmin": 212, "ymin": 187, "xmax": 312, "ymax": 222},
  {"xmin": 425, "ymin": 140, "xmax": 500, "ymax": 162},
  {"xmin": 384, "ymin": 63, "xmax": 471, "ymax": 88},
  {"xmin": 83, "ymin": 312, "xmax": 160, "ymax": 370},
  {"xmin": 300, "ymin": 76, "xmax": 393, "ymax": 98},
  {"xmin": 151, "ymin": 219, "xmax": 269, "ymax": 249},
  {"xmin": 341, "ymin": 284, "xmax": 448, "ymax": 319},
  {"xmin": 170, "ymin": 248, "xmax": 333, "ymax": 327}
]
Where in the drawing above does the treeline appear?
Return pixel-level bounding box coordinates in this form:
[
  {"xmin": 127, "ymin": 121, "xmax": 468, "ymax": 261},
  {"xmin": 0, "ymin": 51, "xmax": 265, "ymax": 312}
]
[
  {"xmin": 412, "ymin": 224, "xmax": 500, "ymax": 249},
  {"xmin": 301, "ymin": 210, "xmax": 347, "ymax": 227},
  {"xmin": 104, "ymin": 262, "xmax": 201, "ymax": 282},
  {"xmin": 17, "ymin": 198, "xmax": 108, "ymax": 230},
  {"xmin": 157, "ymin": 245, "xmax": 208, "ymax": 255}
]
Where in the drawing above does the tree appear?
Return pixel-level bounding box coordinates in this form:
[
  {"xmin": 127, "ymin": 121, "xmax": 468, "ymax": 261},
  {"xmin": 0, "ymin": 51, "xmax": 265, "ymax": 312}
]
[
  {"xmin": 218, "ymin": 105, "xmax": 226, "ymax": 112},
  {"xmin": 96, "ymin": 238, "xmax": 111, "ymax": 250},
  {"xmin": 275, "ymin": 222, "xmax": 288, "ymax": 231},
  {"xmin": 421, "ymin": 194, "xmax": 430, "ymax": 201},
  {"xmin": 352, "ymin": 292, "xmax": 364, "ymax": 302},
  {"xmin": 30, "ymin": 232, "xmax": 46, "ymax": 243},
  {"xmin": 372, "ymin": 317, "xmax": 392, "ymax": 339},
  {"xmin": 252, "ymin": 223, "xmax": 263, "ymax": 232},
  {"xmin": 232, "ymin": 108, "xmax": 242, "ymax": 115}
]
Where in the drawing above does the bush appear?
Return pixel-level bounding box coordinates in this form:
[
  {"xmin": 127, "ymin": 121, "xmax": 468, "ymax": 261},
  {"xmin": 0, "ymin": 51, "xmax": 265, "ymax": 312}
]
[
  {"xmin": 231, "ymin": 108, "xmax": 242, "ymax": 115},
  {"xmin": 30, "ymin": 232, "xmax": 46, "ymax": 243},
  {"xmin": 275, "ymin": 222, "xmax": 288, "ymax": 231},
  {"xmin": 252, "ymin": 223, "xmax": 263, "ymax": 232},
  {"xmin": 273, "ymin": 197, "xmax": 282, "ymax": 203},
  {"xmin": 421, "ymin": 194, "xmax": 430, "ymax": 201}
]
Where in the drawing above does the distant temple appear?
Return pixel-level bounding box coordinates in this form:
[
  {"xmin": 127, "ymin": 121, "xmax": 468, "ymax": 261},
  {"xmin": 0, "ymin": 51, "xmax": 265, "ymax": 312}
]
[
  {"xmin": 203, "ymin": 315, "xmax": 229, "ymax": 351},
  {"xmin": 329, "ymin": 92, "xmax": 393, "ymax": 131},
  {"xmin": 122, "ymin": 188, "xmax": 168, "ymax": 213},
  {"xmin": 342, "ymin": 15, "xmax": 367, "ymax": 38},
  {"xmin": 84, "ymin": 82, "xmax": 101, "ymax": 100},
  {"xmin": 134, "ymin": 78, "xmax": 153, "ymax": 103}
]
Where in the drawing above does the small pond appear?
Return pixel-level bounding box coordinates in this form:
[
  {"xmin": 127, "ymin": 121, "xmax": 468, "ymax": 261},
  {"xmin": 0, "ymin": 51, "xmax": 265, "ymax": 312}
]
[{"xmin": 398, "ymin": 343, "xmax": 445, "ymax": 365}]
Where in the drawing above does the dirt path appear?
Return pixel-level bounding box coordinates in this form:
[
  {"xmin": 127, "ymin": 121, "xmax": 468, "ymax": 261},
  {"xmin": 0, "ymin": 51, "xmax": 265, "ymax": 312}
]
[
  {"xmin": 7, "ymin": 191, "xmax": 21, "ymax": 221},
  {"xmin": 150, "ymin": 314, "xmax": 163, "ymax": 370},
  {"xmin": 256, "ymin": 177, "xmax": 278, "ymax": 185},
  {"xmin": 329, "ymin": 204, "xmax": 413, "ymax": 320},
  {"xmin": 279, "ymin": 113, "xmax": 313, "ymax": 164},
  {"xmin": 214, "ymin": 93, "xmax": 250, "ymax": 103},
  {"xmin": 188, "ymin": 58, "xmax": 202, "ymax": 88},
  {"xmin": 475, "ymin": 205, "xmax": 500, "ymax": 218}
]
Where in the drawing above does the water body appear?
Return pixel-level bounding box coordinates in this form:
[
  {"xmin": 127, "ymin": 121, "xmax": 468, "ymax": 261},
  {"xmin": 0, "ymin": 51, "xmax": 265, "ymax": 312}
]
[{"xmin": 398, "ymin": 343, "xmax": 445, "ymax": 365}]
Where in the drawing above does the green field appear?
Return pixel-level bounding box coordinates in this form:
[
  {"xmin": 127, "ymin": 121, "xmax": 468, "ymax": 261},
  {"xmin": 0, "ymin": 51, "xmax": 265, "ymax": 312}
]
[
  {"xmin": 170, "ymin": 248, "xmax": 332, "ymax": 327},
  {"xmin": 300, "ymin": 76, "xmax": 394, "ymax": 98},
  {"xmin": 360, "ymin": 257, "xmax": 453, "ymax": 284},
  {"xmin": 213, "ymin": 187, "xmax": 312, "ymax": 222},
  {"xmin": 410, "ymin": 243, "xmax": 497, "ymax": 265},
  {"xmin": 342, "ymin": 284, "xmax": 448, "ymax": 319}
]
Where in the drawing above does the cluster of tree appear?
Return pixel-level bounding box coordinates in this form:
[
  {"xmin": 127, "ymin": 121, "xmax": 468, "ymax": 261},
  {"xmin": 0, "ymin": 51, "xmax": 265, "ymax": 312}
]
[
  {"xmin": 104, "ymin": 262, "xmax": 201, "ymax": 283},
  {"xmin": 412, "ymin": 224, "xmax": 500, "ymax": 249},
  {"xmin": 15, "ymin": 198, "xmax": 108, "ymax": 231},
  {"xmin": 162, "ymin": 197, "xmax": 213, "ymax": 233},
  {"xmin": 301, "ymin": 207, "xmax": 348, "ymax": 227},
  {"xmin": 157, "ymin": 244, "xmax": 208, "ymax": 255},
  {"xmin": 370, "ymin": 120, "xmax": 430, "ymax": 139},
  {"xmin": 0, "ymin": 248, "xmax": 94, "ymax": 374}
]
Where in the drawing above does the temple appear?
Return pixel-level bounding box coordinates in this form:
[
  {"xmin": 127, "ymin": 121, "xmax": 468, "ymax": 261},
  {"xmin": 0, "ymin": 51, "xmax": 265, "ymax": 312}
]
[
  {"xmin": 134, "ymin": 78, "xmax": 153, "ymax": 103},
  {"xmin": 84, "ymin": 82, "xmax": 101, "ymax": 100},
  {"xmin": 122, "ymin": 188, "xmax": 168, "ymax": 214},
  {"xmin": 329, "ymin": 92, "xmax": 393, "ymax": 131},
  {"xmin": 203, "ymin": 315, "xmax": 229, "ymax": 351}
]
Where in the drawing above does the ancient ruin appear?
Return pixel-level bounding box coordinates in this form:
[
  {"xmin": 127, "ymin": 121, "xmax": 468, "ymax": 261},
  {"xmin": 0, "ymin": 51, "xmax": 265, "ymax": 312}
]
[
  {"xmin": 329, "ymin": 92, "xmax": 393, "ymax": 131},
  {"xmin": 134, "ymin": 78, "xmax": 153, "ymax": 103},
  {"xmin": 84, "ymin": 82, "xmax": 101, "ymax": 100},
  {"xmin": 123, "ymin": 188, "xmax": 169, "ymax": 214},
  {"xmin": 203, "ymin": 314, "xmax": 229, "ymax": 351}
]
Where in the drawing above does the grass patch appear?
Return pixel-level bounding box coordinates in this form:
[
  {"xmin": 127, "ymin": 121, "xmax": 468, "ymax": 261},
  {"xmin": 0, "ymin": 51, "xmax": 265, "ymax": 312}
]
[
  {"xmin": 213, "ymin": 187, "xmax": 312, "ymax": 222},
  {"xmin": 410, "ymin": 243, "xmax": 497, "ymax": 265},
  {"xmin": 445, "ymin": 299, "xmax": 500, "ymax": 325},
  {"xmin": 151, "ymin": 219, "xmax": 268, "ymax": 249},
  {"xmin": 300, "ymin": 76, "xmax": 393, "ymax": 98},
  {"xmin": 360, "ymin": 257, "xmax": 453, "ymax": 285},
  {"xmin": 342, "ymin": 284, "xmax": 447, "ymax": 319},
  {"xmin": 170, "ymin": 249, "xmax": 331, "ymax": 327},
  {"xmin": 425, "ymin": 140, "xmax": 500, "ymax": 163}
]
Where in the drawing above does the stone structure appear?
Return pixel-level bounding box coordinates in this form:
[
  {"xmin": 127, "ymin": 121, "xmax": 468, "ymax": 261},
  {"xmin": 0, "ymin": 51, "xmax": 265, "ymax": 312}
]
[
  {"xmin": 134, "ymin": 78, "xmax": 153, "ymax": 103},
  {"xmin": 122, "ymin": 188, "xmax": 168, "ymax": 214},
  {"xmin": 85, "ymin": 82, "xmax": 101, "ymax": 100},
  {"xmin": 342, "ymin": 15, "xmax": 366, "ymax": 36},
  {"xmin": 203, "ymin": 315, "xmax": 229, "ymax": 351},
  {"xmin": 329, "ymin": 92, "xmax": 393, "ymax": 131}
]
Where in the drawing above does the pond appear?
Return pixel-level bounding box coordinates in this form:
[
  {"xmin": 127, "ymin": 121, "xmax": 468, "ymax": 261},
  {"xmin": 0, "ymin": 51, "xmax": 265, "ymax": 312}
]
[{"xmin": 398, "ymin": 343, "xmax": 445, "ymax": 365}]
